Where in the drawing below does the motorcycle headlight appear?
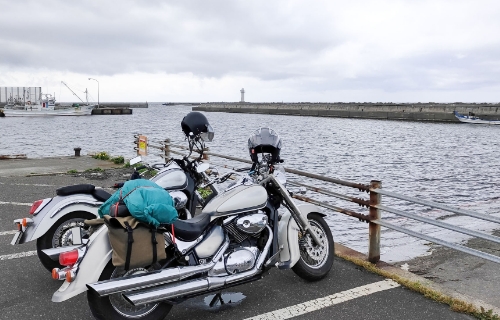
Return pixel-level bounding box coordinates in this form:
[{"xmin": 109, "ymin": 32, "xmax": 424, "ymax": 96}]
[{"xmin": 169, "ymin": 191, "xmax": 188, "ymax": 210}]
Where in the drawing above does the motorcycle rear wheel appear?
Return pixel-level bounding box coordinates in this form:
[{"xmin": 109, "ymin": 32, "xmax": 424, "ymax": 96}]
[
  {"xmin": 292, "ymin": 212, "xmax": 334, "ymax": 281},
  {"xmin": 87, "ymin": 261, "xmax": 172, "ymax": 320},
  {"xmin": 36, "ymin": 211, "xmax": 94, "ymax": 271}
]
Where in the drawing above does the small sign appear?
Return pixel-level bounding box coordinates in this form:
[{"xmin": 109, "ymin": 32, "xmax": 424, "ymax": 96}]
[{"xmin": 138, "ymin": 135, "xmax": 148, "ymax": 156}]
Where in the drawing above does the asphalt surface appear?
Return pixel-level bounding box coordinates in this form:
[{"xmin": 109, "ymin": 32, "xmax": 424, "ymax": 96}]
[{"xmin": 0, "ymin": 157, "xmax": 492, "ymax": 320}]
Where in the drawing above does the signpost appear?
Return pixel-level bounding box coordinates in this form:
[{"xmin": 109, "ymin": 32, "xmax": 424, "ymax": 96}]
[{"xmin": 137, "ymin": 135, "xmax": 148, "ymax": 156}]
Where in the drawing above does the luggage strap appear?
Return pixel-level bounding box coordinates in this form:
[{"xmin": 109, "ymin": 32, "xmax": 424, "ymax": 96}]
[
  {"xmin": 150, "ymin": 227, "xmax": 158, "ymax": 264},
  {"xmin": 114, "ymin": 186, "xmax": 153, "ymax": 218},
  {"xmin": 124, "ymin": 221, "xmax": 134, "ymax": 271}
]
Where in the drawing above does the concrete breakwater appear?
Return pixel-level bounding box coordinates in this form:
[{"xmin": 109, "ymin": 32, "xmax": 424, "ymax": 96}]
[
  {"xmin": 91, "ymin": 108, "xmax": 132, "ymax": 115},
  {"xmin": 193, "ymin": 102, "xmax": 500, "ymax": 122},
  {"xmin": 58, "ymin": 102, "xmax": 147, "ymax": 115},
  {"xmin": 58, "ymin": 102, "xmax": 148, "ymax": 108}
]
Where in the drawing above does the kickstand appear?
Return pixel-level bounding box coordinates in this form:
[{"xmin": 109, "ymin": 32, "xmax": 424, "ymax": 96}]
[{"xmin": 209, "ymin": 292, "xmax": 225, "ymax": 307}]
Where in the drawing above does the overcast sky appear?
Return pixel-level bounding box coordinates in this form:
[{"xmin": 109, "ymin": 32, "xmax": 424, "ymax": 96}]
[{"xmin": 1, "ymin": 0, "xmax": 499, "ymax": 103}]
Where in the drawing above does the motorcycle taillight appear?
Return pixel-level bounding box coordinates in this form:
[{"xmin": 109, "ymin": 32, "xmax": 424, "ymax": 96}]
[
  {"xmin": 29, "ymin": 200, "xmax": 43, "ymax": 215},
  {"xmin": 29, "ymin": 198, "xmax": 51, "ymax": 215},
  {"xmin": 59, "ymin": 249, "xmax": 79, "ymax": 266}
]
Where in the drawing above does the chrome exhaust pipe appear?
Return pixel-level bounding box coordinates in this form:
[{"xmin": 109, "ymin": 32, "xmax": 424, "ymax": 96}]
[
  {"xmin": 87, "ymin": 237, "xmax": 229, "ymax": 297},
  {"xmin": 124, "ymin": 226, "xmax": 273, "ymax": 306},
  {"xmin": 123, "ymin": 277, "xmax": 226, "ymax": 306}
]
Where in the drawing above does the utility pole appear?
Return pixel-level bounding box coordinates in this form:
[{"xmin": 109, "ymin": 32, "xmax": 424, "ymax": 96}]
[{"xmin": 88, "ymin": 78, "xmax": 99, "ymax": 108}]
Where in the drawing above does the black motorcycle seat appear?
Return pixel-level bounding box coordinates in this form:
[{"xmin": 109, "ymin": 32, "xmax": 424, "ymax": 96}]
[
  {"xmin": 171, "ymin": 212, "xmax": 211, "ymax": 242},
  {"xmin": 56, "ymin": 184, "xmax": 112, "ymax": 202},
  {"xmin": 92, "ymin": 189, "xmax": 112, "ymax": 202},
  {"xmin": 56, "ymin": 184, "xmax": 95, "ymax": 196}
]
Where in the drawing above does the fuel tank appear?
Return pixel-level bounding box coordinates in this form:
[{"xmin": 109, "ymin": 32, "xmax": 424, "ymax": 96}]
[
  {"xmin": 202, "ymin": 185, "xmax": 267, "ymax": 217},
  {"xmin": 150, "ymin": 162, "xmax": 187, "ymax": 190}
]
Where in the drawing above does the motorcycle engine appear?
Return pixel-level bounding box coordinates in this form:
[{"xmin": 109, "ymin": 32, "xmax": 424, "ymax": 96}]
[
  {"xmin": 208, "ymin": 246, "xmax": 260, "ymax": 276},
  {"xmin": 207, "ymin": 212, "xmax": 268, "ymax": 277},
  {"xmin": 224, "ymin": 211, "xmax": 268, "ymax": 243}
]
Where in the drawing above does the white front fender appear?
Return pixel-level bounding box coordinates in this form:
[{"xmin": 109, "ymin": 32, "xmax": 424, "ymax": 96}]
[
  {"xmin": 277, "ymin": 203, "xmax": 322, "ymax": 269},
  {"xmin": 52, "ymin": 225, "xmax": 112, "ymax": 302}
]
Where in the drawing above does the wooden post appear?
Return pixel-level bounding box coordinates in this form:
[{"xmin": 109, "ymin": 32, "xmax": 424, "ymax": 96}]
[
  {"xmin": 368, "ymin": 180, "xmax": 381, "ymax": 263},
  {"xmin": 202, "ymin": 147, "xmax": 209, "ymax": 161},
  {"xmin": 164, "ymin": 139, "xmax": 171, "ymax": 161}
]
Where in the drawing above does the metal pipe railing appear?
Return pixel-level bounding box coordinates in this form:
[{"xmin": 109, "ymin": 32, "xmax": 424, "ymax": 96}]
[
  {"xmin": 372, "ymin": 188, "xmax": 500, "ymax": 224},
  {"xmin": 372, "ymin": 219, "xmax": 500, "ymax": 265},
  {"xmin": 288, "ymin": 180, "xmax": 370, "ymax": 207},
  {"xmin": 376, "ymin": 204, "xmax": 500, "ymax": 245},
  {"xmin": 135, "ymin": 136, "xmax": 500, "ymax": 265},
  {"xmin": 291, "ymin": 194, "xmax": 371, "ymax": 222}
]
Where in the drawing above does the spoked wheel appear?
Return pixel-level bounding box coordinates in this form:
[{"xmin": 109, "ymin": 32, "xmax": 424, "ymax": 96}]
[
  {"xmin": 36, "ymin": 211, "xmax": 94, "ymax": 271},
  {"xmin": 292, "ymin": 212, "xmax": 334, "ymax": 281},
  {"xmin": 87, "ymin": 261, "xmax": 172, "ymax": 320}
]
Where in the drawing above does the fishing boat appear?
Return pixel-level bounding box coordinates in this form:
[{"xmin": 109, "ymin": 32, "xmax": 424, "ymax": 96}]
[
  {"xmin": 0, "ymin": 83, "xmax": 95, "ymax": 117},
  {"xmin": 453, "ymin": 111, "xmax": 500, "ymax": 125},
  {"xmin": 0, "ymin": 103, "xmax": 94, "ymax": 117},
  {"xmin": 0, "ymin": 95, "xmax": 94, "ymax": 117}
]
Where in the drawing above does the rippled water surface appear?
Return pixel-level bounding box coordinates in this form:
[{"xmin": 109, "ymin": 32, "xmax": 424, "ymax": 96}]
[{"xmin": 2, "ymin": 104, "xmax": 500, "ymax": 262}]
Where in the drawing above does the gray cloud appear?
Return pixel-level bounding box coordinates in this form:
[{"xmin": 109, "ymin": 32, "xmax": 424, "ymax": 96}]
[{"xmin": 1, "ymin": 0, "xmax": 500, "ymax": 102}]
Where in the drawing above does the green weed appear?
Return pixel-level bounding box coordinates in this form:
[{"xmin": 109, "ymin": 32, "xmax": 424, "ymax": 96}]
[
  {"xmin": 111, "ymin": 156, "xmax": 124, "ymax": 164},
  {"xmin": 92, "ymin": 152, "xmax": 110, "ymax": 161}
]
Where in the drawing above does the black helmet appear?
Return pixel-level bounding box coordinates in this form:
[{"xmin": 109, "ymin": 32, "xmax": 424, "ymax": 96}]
[
  {"xmin": 181, "ymin": 112, "xmax": 214, "ymax": 141},
  {"xmin": 248, "ymin": 127, "xmax": 282, "ymax": 164}
]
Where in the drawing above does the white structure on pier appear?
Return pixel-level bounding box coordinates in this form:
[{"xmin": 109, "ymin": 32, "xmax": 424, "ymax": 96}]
[
  {"xmin": 1, "ymin": 87, "xmax": 41, "ymax": 106},
  {"xmin": 240, "ymin": 88, "xmax": 245, "ymax": 102}
]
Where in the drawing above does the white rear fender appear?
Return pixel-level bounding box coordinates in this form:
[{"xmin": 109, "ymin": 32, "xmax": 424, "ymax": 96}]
[
  {"xmin": 52, "ymin": 225, "xmax": 112, "ymax": 302},
  {"xmin": 277, "ymin": 203, "xmax": 323, "ymax": 269},
  {"xmin": 24, "ymin": 195, "xmax": 100, "ymax": 242}
]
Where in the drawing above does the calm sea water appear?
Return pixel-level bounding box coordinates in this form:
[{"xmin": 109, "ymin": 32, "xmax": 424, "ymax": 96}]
[{"xmin": 2, "ymin": 104, "xmax": 500, "ymax": 262}]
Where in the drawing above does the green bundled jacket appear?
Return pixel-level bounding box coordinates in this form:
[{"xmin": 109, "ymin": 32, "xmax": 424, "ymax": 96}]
[{"xmin": 98, "ymin": 179, "xmax": 178, "ymax": 227}]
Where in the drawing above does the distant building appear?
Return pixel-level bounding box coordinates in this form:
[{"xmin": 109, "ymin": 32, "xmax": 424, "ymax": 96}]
[
  {"xmin": 240, "ymin": 88, "xmax": 245, "ymax": 102},
  {"xmin": 1, "ymin": 87, "xmax": 41, "ymax": 106}
]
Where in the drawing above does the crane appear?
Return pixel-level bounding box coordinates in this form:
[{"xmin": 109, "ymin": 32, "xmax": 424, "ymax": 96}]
[{"xmin": 61, "ymin": 81, "xmax": 85, "ymax": 104}]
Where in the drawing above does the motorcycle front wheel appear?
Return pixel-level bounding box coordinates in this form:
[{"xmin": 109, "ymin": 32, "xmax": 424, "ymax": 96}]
[
  {"xmin": 36, "ymin": 211, "xmax": 95, "ymax": 271},
  {"xmin": 292, "ymin": 212, "xmax": 334, "ymax": 281},
  {"xmin": 87, "ymin": 261, "xmax": 172, "ymax": 320}
]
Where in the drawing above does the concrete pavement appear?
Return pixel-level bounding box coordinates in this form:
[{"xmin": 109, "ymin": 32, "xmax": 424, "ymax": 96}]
[{"xmin": 0, "ymin": 157, "xmax": 497, "ymax": 319}]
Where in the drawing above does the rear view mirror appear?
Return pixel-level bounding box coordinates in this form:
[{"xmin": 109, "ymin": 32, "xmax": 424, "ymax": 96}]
[
  {"xmin": 197, "ymin": 162, "xmax": 210, "ymax": 173},
  {"xmin": 129, "ymin": 156, "xmax": 142, "ymax": 166}
]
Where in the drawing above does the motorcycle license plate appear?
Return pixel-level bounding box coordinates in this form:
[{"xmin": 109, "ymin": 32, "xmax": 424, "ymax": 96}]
[{"xmin": 10, "ymin": 231, "xmax": 23, "ymax": 245}]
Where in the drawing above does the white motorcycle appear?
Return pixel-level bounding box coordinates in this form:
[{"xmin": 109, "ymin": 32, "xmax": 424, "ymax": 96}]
[
  {"xmin": 46, "ymin": 125, "xmax": 334, "ymax": 320},
  {"xmin": 11, "ymin": 113, "xmax": 215, "ymax": 272}
]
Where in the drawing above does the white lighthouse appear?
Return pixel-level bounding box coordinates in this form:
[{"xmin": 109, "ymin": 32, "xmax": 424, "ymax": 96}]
[{"xmin": 240, "ymin": 88, "xmax": 245, "ymax": 102}]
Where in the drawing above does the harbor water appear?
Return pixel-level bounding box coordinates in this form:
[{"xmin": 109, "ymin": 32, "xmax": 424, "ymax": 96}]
[{"xmin": 1, "ymin": 103, "xmax": 499, "ymax": 263}]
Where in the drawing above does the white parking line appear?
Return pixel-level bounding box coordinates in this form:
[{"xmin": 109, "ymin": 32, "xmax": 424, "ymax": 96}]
[
  {"xmin": 0, "ymin": 251, "xmax": 37, "ymax": 261},
  {"xmin": 0, "ymin": 230, "xmax": 17, "ymax": 236},
  {"xmin": 0, "ymin": 181, "xmax": 56, "ymax": 187},
  {"xmin": 243, "ymin": 279, "xmax": 400, "ymax": 320},
  {"xmin": 12, "ymin": 183, "xmax": 57, "ymax": 187},
  {"xmin": 0, "ymin": 201, "xmax": 32, "ymax": 206}
]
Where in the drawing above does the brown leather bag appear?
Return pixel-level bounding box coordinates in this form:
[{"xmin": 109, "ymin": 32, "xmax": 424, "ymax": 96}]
[{"xmin": 103, "ymin": 215, "xmax": 166, "ymax": 270}]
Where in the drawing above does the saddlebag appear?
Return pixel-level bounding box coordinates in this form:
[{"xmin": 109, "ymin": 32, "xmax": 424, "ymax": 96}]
[{"xmin": 103, "ymin": 215, "xmax": 166, "ymax": 270}]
